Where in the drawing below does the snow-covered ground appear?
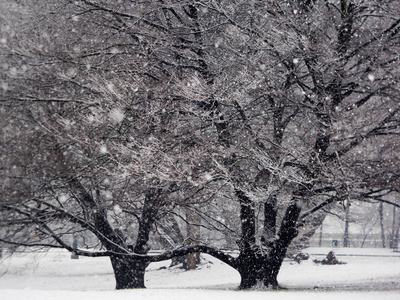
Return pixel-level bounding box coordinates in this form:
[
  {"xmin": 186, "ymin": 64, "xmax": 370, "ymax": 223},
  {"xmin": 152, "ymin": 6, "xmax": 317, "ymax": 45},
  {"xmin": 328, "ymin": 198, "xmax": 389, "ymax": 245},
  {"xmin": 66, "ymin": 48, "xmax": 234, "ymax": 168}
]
[{"xmin": 1, "ymin": 247, "xmax": 399, "ymax": 300}]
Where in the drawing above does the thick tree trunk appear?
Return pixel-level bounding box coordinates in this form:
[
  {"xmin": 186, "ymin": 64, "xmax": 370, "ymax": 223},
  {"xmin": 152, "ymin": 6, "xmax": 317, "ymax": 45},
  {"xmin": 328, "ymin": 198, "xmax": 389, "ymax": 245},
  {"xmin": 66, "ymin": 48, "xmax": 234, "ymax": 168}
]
[
  {"xmin": 238, "ymin": 269, "xmax": 260, "ymax": 289},
  {"xmin": 108, "ymin": 189, "xmax": 162, "ymax": 289},
  {"xmin": 184, "ymin": 209, "xmax": 200, "ymax": 270},
  {"xmin": 262, "ymin": 194, "xmax": 277, "ymax": 248},
  {"xmin": 263, "ymin": 260, "xmax": 280, "ymax": 289},
  {"xmin": 263, "ymin": 201, "xmax": 301, "ymax": 289},
  {"xmin": 110, "ymin": 256, "xmax": 148, "ymax": 289},
  {"xmin": 237, "ymin": 254, "xmax": 263, "ymax": 289},
  {"xmin": 234, "ymin": 189, "xmax": 302, "ymax": 290},
  {"xmin": 237, "ymin": 254, "xmax": 281, "ymax": 289},
  {"xmin": 184, "ymin": 252, "xmax": 200, "ymax": 270},
  {"xmin": 262, "ymin": 247, "xmax": 288, "ymax": 289}
]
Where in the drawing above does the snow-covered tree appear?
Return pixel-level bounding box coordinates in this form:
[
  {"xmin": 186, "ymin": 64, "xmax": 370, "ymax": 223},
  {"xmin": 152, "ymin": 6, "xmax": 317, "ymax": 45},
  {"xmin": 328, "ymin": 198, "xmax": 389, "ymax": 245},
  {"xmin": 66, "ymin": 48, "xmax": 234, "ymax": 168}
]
[{"xmin": 1, "ymin": 0, "xmax": 400, "ymax": 290}]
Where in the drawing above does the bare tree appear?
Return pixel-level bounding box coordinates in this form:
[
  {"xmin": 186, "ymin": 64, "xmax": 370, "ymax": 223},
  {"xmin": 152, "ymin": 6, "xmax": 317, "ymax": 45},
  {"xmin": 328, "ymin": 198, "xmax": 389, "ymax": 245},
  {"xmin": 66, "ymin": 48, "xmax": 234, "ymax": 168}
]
[{"xmin": 1, "ymin": 0, "xmax": 400, "ymax": 290}]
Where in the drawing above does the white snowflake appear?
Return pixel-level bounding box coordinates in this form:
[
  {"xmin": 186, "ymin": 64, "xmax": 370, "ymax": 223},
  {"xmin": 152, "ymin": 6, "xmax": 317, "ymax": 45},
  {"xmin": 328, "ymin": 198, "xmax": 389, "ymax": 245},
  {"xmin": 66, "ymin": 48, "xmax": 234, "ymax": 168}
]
[
  {"xmin": 104, "ymin": 191, "xmax": 112, "ymax": 200},
  {"xmin": 100, "ymin": 145, "xmax": 108, "ymax": 154},
  {"xmin": 107, "ymin": 83, "xmax": 115, "ymax": 92},
  {"xmin": 110, "ymin": 108, "xmax": 125, "ymax": 124},
  {"xmin": 113, "ymin": 204, "xmax": 122, "ymax": 215},
  {"xmin": 59, "ymin": 194, "xmax": 68, "ymax": 203},
  {"xmin": 215, "ymin": 39, "xmax": 223, "ymax": 48},
  {"xmin": 9, "ymin": 67, "xmax": 17, "ymax": 76},
  {"xmin": 66, "ymin": 68, "xmax": 77, "ymax": 77},
  {"xmin": 368, "ymin": 74, "xmax": 375, "ymax": 82},
  {"xmin": 1, "ymin": 81, "xmax": 8, "ymax": 91},
  {"xmin": 204, "ymin": 173, "xmax": 213, "ymax": 181}
]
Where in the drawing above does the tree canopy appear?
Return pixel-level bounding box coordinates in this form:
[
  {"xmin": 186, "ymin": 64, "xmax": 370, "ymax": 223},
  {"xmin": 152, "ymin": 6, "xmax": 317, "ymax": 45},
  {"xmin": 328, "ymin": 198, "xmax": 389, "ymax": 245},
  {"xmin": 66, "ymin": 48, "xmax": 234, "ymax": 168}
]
[{"xmin": 1, "ymin": 0, "xmax": 399, "ymax": 290}]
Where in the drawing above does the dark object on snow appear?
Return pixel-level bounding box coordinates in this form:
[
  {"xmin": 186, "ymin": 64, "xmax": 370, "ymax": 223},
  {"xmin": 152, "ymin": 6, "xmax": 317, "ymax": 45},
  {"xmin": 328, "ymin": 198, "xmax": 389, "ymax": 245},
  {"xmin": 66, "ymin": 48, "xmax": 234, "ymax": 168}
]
[
  {"xmin": 293, "ymin": 252, "xmax": 309, "ymax": 264},
  {"xmin": 313, "ymin": 251, "xmax": 346, "ymax": 265},
  {"xmin": 71, "ymin": 237, "xmax": 79, "ymax": 259}
]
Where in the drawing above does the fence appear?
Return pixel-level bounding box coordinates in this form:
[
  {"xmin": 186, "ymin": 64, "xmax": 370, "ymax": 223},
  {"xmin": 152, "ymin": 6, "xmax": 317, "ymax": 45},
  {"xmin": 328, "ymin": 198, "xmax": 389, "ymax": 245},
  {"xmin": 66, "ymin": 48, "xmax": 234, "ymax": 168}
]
[{"xmin": 309, "ymin": 233, "xmax": 398, "ymax": 248}]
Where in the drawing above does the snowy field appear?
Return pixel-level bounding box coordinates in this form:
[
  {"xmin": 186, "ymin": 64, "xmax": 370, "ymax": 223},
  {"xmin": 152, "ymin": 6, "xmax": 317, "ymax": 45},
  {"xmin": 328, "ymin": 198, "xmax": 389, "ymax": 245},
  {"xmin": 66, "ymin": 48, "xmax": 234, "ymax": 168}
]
[{"xmin": 0, "ymin": 247, "xmax": 399, "ymax": 300}]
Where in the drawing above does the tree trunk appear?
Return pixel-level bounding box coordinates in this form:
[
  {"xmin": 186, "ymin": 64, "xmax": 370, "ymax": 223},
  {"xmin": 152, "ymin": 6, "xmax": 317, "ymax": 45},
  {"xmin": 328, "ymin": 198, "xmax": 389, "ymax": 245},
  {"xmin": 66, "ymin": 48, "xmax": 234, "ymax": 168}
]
[
  {"xmin": 110, "ymin": 256, "xmax": 148, "ymax": 289},
  {"xmin": 238, "ymin": 269, "xmax": 260, "ymax": 289},
  {"xmin": 262, "ymin": 194, "xmax": 277, "ymax": 248},
  {"xmin": 237, "ymin": 253, "xmax": 281, "ymax": 289},
  {"xmin": 390, "ymin": 206, "xmax": 396, "ymax": 248},
  {"xmin": 237, "ymin": 253, "xmax": 264, "ymax": 289},
  {"xmin": 236, "ymin": 200, "xmax": 301, "ymax": 290},
  {"xmin": 263, "ymin": 259, "xmax": 280, "ymax": 289},
  {"xmin": 319, "ymin": 223, "xmax": 323, "ymax": 247},
  {"xmin": 343, "ymin": 200, "xmax": 350, "ymax": 247},
  {"xmin": 264, "ymin": 201, "xmax": 302, "ymax": 289},
  {"xmin": 184, "ymin": 209, "xmax": 201, "ymax": 270},
  {"xmin": 183, "ymin": 252, "xmax": 200, "ymax": 270},
  {"xmin": 390, "ymin": 206, "xmax": 399, "ymax": 249},
  {"xmin": 379, "ymin": 202, "xmax": 386, "ymax": 248}
]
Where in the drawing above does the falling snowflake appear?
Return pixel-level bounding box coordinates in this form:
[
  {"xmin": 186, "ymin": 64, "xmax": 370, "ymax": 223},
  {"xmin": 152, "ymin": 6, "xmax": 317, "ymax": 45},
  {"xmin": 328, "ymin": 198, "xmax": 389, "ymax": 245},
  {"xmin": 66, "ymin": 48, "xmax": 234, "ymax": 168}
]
[
  {"xmin": 110, "ymin": 108, "xmax": 125, "ymax": 124},
  {"xmin": 59, "ymin": 194, "xmax": 68, "ymax": 203},
  {"xmin": 1, "ymin": 81, "xmax": 8, "ymax": 91},
  {"xmin": 66, "ymin": 68, "xmax": 77, "ymax": 77},
  {"xmin": 368, "ymin": 74, "xmax": 375, "ymax": 82},
  {"xmin": 113, "ymin": 204, "xmax": 122, "ymax": 215},
  {"xmin": 100, "ymin": 145, "xmax": 108, "ymax": 154},
  {"xmin": 107, "ymin": 83, "xmax": 115, "ymax": 92},
  {"xmin": 204, "ymin": 173, "xmax": 213, "ymax": 181},
  {"xmin": 215, "ymin": 39, "xmax": 223, "ymax": 48},
  {"xmin": 104, "ymin": 190, "xmax": 112, "ymax": 200}
]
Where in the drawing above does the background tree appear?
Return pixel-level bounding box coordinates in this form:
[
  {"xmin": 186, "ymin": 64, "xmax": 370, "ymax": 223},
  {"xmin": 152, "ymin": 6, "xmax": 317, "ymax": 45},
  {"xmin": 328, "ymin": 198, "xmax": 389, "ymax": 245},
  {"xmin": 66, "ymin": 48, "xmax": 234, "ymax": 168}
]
[{"xmin": 0, "ymin": 0, "xmax": 224, "ymax": 288}]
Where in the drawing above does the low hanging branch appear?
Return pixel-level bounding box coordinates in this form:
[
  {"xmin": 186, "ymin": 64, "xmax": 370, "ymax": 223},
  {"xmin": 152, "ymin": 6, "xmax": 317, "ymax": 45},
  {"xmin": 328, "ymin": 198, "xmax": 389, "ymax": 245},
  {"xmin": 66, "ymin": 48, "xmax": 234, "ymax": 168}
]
[{"xmin": 64, "ymin": 244, "xmax": 239, "ymax": 268}]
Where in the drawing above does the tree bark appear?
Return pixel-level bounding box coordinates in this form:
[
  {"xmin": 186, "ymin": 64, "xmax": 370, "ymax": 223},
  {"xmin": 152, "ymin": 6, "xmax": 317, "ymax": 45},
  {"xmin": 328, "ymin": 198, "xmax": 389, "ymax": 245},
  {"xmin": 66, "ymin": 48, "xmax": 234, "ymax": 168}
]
[
  {"xmin": 379, "ymin": 202, "xmax": 386, "ymax": 248},
  {"xmin": 390, "ymin": 206, "xmax": 399, "ymax": 249},
  {"xmin": 236, "ymin": 252, "xmax": 283, "ymax": 289},
  {"xmin": 264, "ymin": 202, "xmax": 301, "ymax": 288},
  {"xmin": 343, "ymin": 200, "xmax": 350, "ymax": 247},
  {"xmin": 262, "ymin": 194, "xmax": 277, "ymax": 248},
  {"xmin": 110, "ymin": 256, "xmax": 148, "ymax": 289},
  {"xmin": 70, "ymin": 179, "xmax": 160, "ymax": 289},
  {"xmin": 236, "ymin": 195, "xmax": 301, "ymax": 290},
  {"xmin": 184, "ymin": 210, "xmax": 200, "ymax": 270},
  {"xmin": 237, "ymin": 252, "xmax": 263, "ymax": 289}
]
